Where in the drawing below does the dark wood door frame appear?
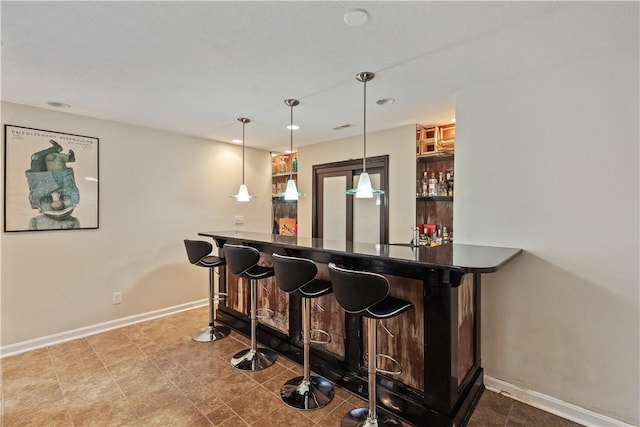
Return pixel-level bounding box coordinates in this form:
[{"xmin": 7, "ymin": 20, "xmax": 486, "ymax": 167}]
[{"xmin": 312, "ymin": 155, "xmax": 389, "ymax": 243}]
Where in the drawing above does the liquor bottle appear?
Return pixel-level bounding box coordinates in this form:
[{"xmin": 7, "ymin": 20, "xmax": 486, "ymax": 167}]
[
  {"xmin": 428, "ymin": 171, "xmax": 437, "ymax": 197},
  {"xmin": 435, "ymin": 228, "xmax": 443, "ymax": 245},
  {"xmin": 279, "ymin": 156, "xmax": 286, "ymax": 173},
  {"xmin": 437, "ymin": 172, "xmax": 447, "ymax": 196},
  {"xmin": 446, "ymin": 169, "xmax": 454, "ymax": 197},
  {"xmin": 421, "ymin": 172, "xmax": 428, "ymax": 196},
  {"xmin": 292, "ymin": 154, "xmax": 298, "ymax": 172},
  {"xmin": 442, "ymin": 227, "xmax": 450, "ymax": 244}
]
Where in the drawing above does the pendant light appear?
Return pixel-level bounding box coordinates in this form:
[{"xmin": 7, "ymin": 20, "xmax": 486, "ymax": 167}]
[
  {"xmin": 232, "ymin": 117, "xmax": 255, "ymax": 202},
  {"xmin": 346, "ymin": 71, "xmax": 385, "ymax": 198},
  {"xmin": 277, "ymin": 99, "xmax": 306, "ymax": 201}
]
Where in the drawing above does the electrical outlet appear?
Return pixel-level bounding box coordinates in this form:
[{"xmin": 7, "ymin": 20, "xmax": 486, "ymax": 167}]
[
  {"xmin": 112, "ymin": 292, "xmax": 122, "ymax": 305},
  {"xmin": 234, "ymin": 215, "xmax": 244, "ymax": 225}
]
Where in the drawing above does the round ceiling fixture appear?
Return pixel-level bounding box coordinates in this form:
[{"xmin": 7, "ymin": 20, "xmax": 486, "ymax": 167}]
[
  {"xmin": 376, "ymin": 98, "xmax": 395, "ymax": 106},
  {"xmin": 344, "ymin": 9, "xmax": 369, "ymax": 27},
  {"xmin": 47, "ymin": 101, "xmax": 71, "ymax": 108}
]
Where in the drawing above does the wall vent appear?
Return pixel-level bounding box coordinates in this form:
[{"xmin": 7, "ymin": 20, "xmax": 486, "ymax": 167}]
[{"xmin": 333, "ymin": 124, "xmax": 352, "ymax": 130}]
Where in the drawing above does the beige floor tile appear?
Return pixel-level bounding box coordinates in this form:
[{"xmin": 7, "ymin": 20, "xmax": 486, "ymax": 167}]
[
  {"xmin": 217, "ymin": 413, "xmax": 251, "ymax": 427},
  {"xmin": 507, "ymin": 400, "xmax": 570, "ymax": 427},
  {"xmin": 261, "ymin": 369, "xmax": 306, "ymax": 397},
  {"xmin": 298, "ymin": 391, "xmax": 349, "ymax": 425},
  {"xmin": 107, "ymin": 356, "xmax": 160, "ymax": 384},
  {"xmin": 2, "ymin": 376, "xmax": 63, "ymax": 411},
  {"xmin": 252, "ymin": 405, "xmax": 314, "ymax": 426},
  {"xmin": 1, "ymin": 349, "xmax": 55, "ymax": 381},
  {"xmin": 477, "ymin": 390, "xmax": 513, "ymax": 417},
  {"xmin": 226, "ymin": 385, "xmax": 281, "ymax": 424},
  {"xmin": 69, "ymin": 397, "xmax": 141, "ymax": 427},
  {"xmin": 200, "ymin": 402, "xmax": 237, "ymax": 425},
  {"xmin": 0, "ymin": 307, "xmax": 581, "ymax": 427},
  {"xmin": 139, "ymin": 398, "xmax": 204, "ymax": 427},
  {"xmin": 468, "ymin": 403, "xmax": 508, "ymax": 427},
  {"xmin": 124, "ymin": 378, "xmax": 188, "ymax": 417},
  {"xmin": 309, "ymin": 398, "xmax": 360, "ymax": 426},
  {"xmin": 187, "ymin": 415, "xmax": 215, "ymax": 426},
  {"xmin": 245, "ymin": 359, "xmax": 289, "ymax": 384},
  {"xmin": 61, "ymin": 375, "xmax": 123, "ymax": 409},
  {"xmin": 163, "ymin": 362, "xmax": 216, "ymax": 404},
  {"xmin": 3, "ymin": 399, "xmax": 72, "ymax": 426},
  {"xmin": 206, "ymin": 371, "xmax": 260, "ymax": 402}
]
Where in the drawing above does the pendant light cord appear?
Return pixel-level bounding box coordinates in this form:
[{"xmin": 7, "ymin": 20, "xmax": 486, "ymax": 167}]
[
  {"xmin": 290, "ymin": 105, "xmax": 294, "ymax": 179},
  {"xmin": 362, "ymin": 77, "xmax": 367, "ymax": 173},
  {"xmin": 242, "ymin": 121, "xmax": 245, "ymax": 185}
]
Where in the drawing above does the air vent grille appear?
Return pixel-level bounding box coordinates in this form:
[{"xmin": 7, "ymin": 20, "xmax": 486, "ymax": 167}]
[{"xmin": 333, "ymin": 124, "xmax": 352, "ymax": 130}]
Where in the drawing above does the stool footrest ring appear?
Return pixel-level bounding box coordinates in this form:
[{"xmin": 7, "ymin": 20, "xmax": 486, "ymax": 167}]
[
  {"xmin": 255, "ymin": 307, "xmax": 275, "ymax": 319},
  {"xmin": 211, "ymin": 292, "xmax": 227, "ymax": 303},
  {"xmin": 309, "ymin": 328, "xmax": 332, "ymax": 345},
  {"xmin": 375, "ymin": 353, "xmax": 402, "ymax": 376}
]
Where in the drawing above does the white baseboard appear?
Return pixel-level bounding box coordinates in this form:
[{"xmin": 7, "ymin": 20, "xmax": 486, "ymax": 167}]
[
  {"xmin": 484, "ymin": 375, "xmax": 636, "ymax": 427},
  {"xmin": 0, "ymin": 300, "xmax": 208, "ymax": 358}
]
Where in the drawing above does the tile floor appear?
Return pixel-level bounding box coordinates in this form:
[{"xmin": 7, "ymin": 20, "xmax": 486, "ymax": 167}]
[{"xmin": 1, "ymin": 307, "xmax": 582, "ymax": 426}]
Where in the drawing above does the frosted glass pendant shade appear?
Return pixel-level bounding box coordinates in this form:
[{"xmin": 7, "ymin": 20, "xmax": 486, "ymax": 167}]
[
  {"xmin": 275, "ymin": 178, "xmax": 306, "ymax": 200},
  {"xmin": 284, "ymin": 179, "xmax": 299, "ymax": 201},
  {"xmin": 233, "ymin": 184, "xmax": 253, "ymax": 202},
  {"xmin": 346, "ymin": 172, "xmax": 384, "ymax": 199}
]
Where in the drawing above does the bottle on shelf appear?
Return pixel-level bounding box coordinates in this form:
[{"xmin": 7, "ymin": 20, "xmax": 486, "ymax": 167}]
[
  {"xmin": 428, "ymin": 171, "xmax": 438, "ymax": 197},
  {"xmin": 446, "ymin": 168, "xmax": 454, "ymax": 197},
  {"xmin": 435, "ymin": 228, "xmax": 443, "ymax": 245},
  {"xmin": 279, "ymin": 156, "xmax": 287, "ymax": 173},
  {"xmin": 437, "ymin": 172, "xmax": 447, "ymax": 196},
  {"xmin": 292, "ymin": 154, "xmax": 298, "ymax": 172},
  {"xmin": 421, "ymin": 171, "xmax": 428, "ymax": 196},
  {"xmin": 442, "ymin": 227, "xmax": 450, "ymax": 244}
]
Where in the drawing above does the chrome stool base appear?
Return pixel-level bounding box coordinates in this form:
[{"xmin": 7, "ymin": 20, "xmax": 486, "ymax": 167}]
[
  {"xmin": 231, "ymin": 348, "xmax": 277, "ymax": 371},
  {"xmin": 341, "ymin": 407, "xmax": 403, "ymax": 427},
  {"xmin": 191, "ymin": 325, "xmax": 231, "ymax": 343},
  {"xmin": 280, "ymin": 375, "xmax": 334, "ymax": 410}
]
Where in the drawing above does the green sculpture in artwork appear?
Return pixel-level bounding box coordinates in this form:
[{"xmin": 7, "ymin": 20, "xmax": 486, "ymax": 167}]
[{"xmin": 25, "ymin": 139, "xmax": 80, "ymax": 230}]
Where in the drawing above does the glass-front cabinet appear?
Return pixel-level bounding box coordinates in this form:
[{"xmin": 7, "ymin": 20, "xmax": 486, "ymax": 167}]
[
  {"xmin": 271, "ymin": 152, "xmax": 298, "ymax": 235},
  {"xmin": 416, "ymin": 123, "xmax": 455, "ymax": 245}
]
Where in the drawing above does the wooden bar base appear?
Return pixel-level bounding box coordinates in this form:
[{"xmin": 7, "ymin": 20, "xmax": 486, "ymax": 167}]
[{"xmin": 199, "ymin": 231, "xmax": 521, "ymax": 427}]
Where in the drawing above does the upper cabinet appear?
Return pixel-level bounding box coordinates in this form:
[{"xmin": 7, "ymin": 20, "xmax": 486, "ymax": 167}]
[
  {"xmin": 416, "ymin": 123, "xmax": 455, "ymax": 156},
  {"xmin": 271, "ymin": 152, "xmax": 298, "ymax": 236},
  {"xmin": 416, "ymin": 123, "xmax": 455, "ymax": 244}
]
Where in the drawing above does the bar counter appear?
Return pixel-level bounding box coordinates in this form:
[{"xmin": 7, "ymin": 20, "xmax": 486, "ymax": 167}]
[{"xmin": 199, "ymin": 230, "xmax": 521, "ymax": 427}]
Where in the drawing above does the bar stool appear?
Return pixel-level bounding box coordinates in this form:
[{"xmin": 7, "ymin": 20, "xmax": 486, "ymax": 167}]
[
  {"xmin": 223, "ymin": 243, "xmax": 277, "ymax": 371},
  {"xmin": 272, "ymin": 253, "xmax": 335, "ymax": 410},
  {"xmin": 184, "ymin": 240, "xmax": 231, "ymax": 342},
  {"xmin": 328, "ymin": 263, "xmax": 414, "ymax": 427}
]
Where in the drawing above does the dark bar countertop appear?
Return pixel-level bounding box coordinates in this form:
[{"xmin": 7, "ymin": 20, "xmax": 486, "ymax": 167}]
[{"xmin": 198, "ymin": 230, "xmax": 522, "ymax": 274}]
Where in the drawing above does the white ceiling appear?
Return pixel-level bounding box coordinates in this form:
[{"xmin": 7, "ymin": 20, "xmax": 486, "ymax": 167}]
[{"xmin": 1, "ymin": 1, "xmax": 637, "ymax": 153}]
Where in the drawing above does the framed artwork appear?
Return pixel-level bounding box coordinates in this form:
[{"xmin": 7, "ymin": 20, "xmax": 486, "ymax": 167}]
[{"xmin": 3, "ymin": 125, "xmax": 99, "ymax": 231}]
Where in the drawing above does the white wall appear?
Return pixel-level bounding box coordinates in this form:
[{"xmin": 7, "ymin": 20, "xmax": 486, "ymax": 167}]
[
  {"xmin": 0, "ymin": 102, "xmax": 272, "ymax": 346},
  {"xmin": 454, "ymin": 52, "xmax": 639, "ymax": 424},
  {"xmin": 297, "ymin": 124, "xmax": 416, "ymax": 243}
]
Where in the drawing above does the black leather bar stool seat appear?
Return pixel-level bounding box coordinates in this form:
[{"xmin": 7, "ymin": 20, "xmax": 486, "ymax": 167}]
[
  {"xmin": 223, "ymin": 243, "xmax": 277, "ymax": 371},
  {"xmin": 328, "ymin": 263, "xmax": 414, "ymax": 427},
  {"xmin": 272, "ymin": 253, "xmax": 335, "ymax": 410},
  {"xmin": 184, "ymin": 240, "xmax": 231, "ymax": 342}
]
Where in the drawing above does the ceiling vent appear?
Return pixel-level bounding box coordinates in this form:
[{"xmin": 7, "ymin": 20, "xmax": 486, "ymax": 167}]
[{"xmin": 333, "ymin": 124, "xmax": 352, "ymax": 131}]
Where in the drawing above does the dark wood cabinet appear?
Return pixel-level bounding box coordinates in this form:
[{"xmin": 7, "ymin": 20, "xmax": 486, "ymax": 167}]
[
  {"xmin": 415, "ymin": 122, "xmax": 455, "ymax": 238},
  {"xmin": 271, "ymin": 153, "xmax": 298, "ymax": 235}
]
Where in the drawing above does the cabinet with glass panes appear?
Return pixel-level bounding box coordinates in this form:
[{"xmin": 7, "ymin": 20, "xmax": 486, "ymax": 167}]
[
  {"xmin": 271, "ymin": 152, "xmax": 298, "ymax": 236},
  {"xmin": 416, "ymin": 123, "xmax": 455, "ymax": 244}
]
